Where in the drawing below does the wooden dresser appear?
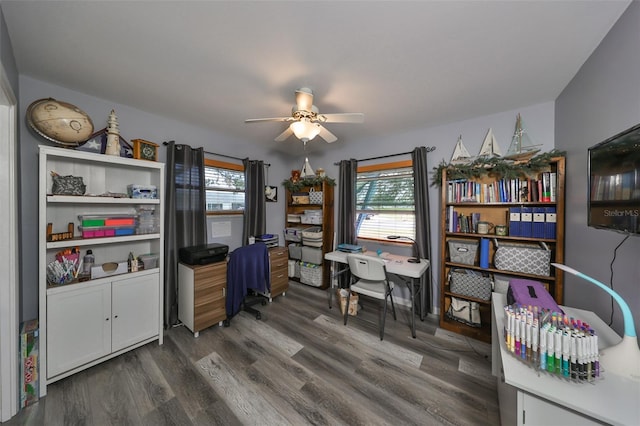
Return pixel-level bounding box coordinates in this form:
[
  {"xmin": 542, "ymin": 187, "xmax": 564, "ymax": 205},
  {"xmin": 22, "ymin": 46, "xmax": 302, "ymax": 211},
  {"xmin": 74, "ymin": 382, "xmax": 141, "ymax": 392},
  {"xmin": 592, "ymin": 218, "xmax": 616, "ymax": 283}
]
[
  {"xmin": 178, "ymin": 261, "xmax": 227, "ymax": 337},
  {"xmin": 268, "ymin": 246, "xmax": 289, "ymax": 299}
]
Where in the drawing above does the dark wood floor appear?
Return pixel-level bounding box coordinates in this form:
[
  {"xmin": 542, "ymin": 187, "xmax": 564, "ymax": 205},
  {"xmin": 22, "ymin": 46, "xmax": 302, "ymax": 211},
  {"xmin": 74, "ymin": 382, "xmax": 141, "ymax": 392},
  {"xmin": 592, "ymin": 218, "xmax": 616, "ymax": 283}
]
[{"xmin": 7, "ymin": 282, "xmax": 500, "ymax": 425}]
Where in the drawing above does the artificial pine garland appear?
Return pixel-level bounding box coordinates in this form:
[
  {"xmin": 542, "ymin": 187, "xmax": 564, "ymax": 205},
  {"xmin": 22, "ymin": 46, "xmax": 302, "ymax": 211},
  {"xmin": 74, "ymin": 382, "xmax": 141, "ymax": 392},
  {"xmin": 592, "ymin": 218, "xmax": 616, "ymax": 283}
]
[
  {"xmin": 282, "ymin": 175, "xmax": 336, "ymax": 192},
  {"xmin": 431, "ymin": 149, "xmax": 566, "ymax": 187}
]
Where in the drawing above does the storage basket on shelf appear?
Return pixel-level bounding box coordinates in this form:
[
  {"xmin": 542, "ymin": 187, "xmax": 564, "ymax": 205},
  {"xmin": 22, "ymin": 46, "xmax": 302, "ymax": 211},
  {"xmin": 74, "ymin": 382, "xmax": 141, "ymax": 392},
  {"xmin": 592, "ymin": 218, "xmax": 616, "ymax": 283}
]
[
  {"xmin": 291, "ymin": 192, "xmax": 310, "ymax": 204},
  {"xmin": 301, "ymin": 227, "xmax": 323, "ymax": 247},
  {"xmin": 301, "ymin": 210, "xmax": 323, "ymax": 224},
  {"xmin": 301, "ymin": 246, "xmax": 323, "ymax": 264},
  {"xmin": 284, "ymin": 227, "xmax": 304, "ymax": 242},
  {"xmin": 299, "ymin": 262, "xmax": 323, "ymax": 287},
  {"xmin": 288, "ymin": 243, "xmax": 302, "ymax": 260},
  {"xmin": 448, "ymin": 239, "xmax": 478, "ymax": 265},
  {"xmin": 448, "ymin": 268, "xmax": 492, "ymax": 300},
  {"xmin": 308, "ymin": 187, "xmax": 323, "ymax": 204}
]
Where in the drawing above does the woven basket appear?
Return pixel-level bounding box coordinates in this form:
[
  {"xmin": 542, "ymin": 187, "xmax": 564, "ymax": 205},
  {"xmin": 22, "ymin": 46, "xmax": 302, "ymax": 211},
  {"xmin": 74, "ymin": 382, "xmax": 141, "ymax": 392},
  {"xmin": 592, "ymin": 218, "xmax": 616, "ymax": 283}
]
[{"xmin": 299, "ymin": 262, "xmax": 323, "ymax": 287}]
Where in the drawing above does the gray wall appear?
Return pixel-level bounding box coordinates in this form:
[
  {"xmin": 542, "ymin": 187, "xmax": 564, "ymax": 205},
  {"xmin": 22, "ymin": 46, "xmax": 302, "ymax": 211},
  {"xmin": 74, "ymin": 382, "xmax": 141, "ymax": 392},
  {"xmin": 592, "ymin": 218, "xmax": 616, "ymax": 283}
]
[
  {"xmin": 19, "ymin": 76, "xmax": 292, "ymax": 321},
  {"xmin": 556, "ymin": 0, "xmax": 640, "ymax": 337},
  {"xmin": 0, "ymin": 4, "xmax": 18, "ymax": 93}
]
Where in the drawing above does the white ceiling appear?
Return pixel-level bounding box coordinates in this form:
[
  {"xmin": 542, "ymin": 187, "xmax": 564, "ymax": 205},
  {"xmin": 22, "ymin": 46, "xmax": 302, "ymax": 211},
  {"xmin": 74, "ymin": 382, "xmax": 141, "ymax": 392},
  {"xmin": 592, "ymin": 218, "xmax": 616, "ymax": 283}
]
[{"xmin": 2, "ymin": 1, "xmax": 631, "ymax": 156}]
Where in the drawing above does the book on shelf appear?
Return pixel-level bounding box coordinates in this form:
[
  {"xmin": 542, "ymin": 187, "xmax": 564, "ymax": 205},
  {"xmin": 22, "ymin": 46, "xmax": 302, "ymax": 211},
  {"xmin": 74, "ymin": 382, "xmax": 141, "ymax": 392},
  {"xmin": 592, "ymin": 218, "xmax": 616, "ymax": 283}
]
[
  {"xmin": 509, "ymin": 207, "xmax": 521, "ymax": 237},
  {"xmin": 520, "ymin": 206, "xmax": 533, "ymax": 237},
  {"xmin": 544, "ymin": 206, "xmax": 557, "ymax": 239},
  {"xmin": 532, "ymin": 207, "xmax": 546, "ymax": 238}
]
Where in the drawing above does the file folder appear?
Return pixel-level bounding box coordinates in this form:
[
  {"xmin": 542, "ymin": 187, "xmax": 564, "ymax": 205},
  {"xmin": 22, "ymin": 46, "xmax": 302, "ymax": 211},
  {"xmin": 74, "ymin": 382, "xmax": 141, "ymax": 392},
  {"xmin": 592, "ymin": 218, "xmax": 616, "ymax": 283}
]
[
  {"xmin": 544, "ymin": 206, "xmax": 557, "ymax": 239},
  {"xmin": 520, "ymin": 206, "xmax": 533, "ymax": 237},
  {"xmin": 509, "ymin": 207, "xmax": 521, "ymax": 237},
  {"xmin": 532, "ymin": 207, "xmax": 546, "ymax": 238}
]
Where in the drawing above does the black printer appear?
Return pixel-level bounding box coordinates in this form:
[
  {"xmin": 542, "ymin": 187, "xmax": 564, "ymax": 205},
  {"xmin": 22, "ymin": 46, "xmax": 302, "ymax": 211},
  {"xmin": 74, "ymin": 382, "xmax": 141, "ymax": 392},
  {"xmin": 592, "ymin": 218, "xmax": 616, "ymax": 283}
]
[{"xmin": 179, "ymin": 243, "xmax": 228, "ymax": 265}]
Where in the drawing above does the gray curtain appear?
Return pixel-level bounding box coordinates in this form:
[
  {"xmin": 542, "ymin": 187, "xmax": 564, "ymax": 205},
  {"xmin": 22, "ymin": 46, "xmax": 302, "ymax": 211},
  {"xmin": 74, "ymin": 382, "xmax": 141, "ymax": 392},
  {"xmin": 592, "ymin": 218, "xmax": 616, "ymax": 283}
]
[
  {"xmin": 164, "ymin": 142, "xmax": 207, "ymax": 327},
  {"xmin": 412, "ymin": 146, "xmax": 434, "ymax": 315},
  {"xmin": 242, "ymin": 159, "xmax": 266, "ymax": 245},
  {"xmin": 337, "ymin": 159, "xmax": 358, "ymax": 287}
]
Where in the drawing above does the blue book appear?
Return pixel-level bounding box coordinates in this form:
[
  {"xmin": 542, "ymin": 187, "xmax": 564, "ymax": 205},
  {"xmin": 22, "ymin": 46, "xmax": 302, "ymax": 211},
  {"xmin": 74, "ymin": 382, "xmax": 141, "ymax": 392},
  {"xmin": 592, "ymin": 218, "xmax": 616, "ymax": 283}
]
[
  {"xmin": 532, "ymin": 207, "xmax": 546, "ymax": 238},
  {"xmin": 520, "ymin": 206, "xmax": 533, "ymax": 237},
  {"xmin": 544, "ymin": 206, "xmax": 557, "ymax": 239},
  {"xmin": 509, "ymin": 207, "xmax": 521, "ymax": 237}
]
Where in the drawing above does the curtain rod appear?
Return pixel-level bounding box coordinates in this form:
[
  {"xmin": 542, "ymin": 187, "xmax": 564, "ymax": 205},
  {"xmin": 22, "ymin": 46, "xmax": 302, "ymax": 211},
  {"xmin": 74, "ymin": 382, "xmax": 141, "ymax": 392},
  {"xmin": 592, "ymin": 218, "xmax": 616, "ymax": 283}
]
[
  {"xmin": 163, "ymin": 141, "xmax": 270, "ymax": 166},
  {"xmin": 333, "ymin": 146, "xmax": 436, "ymax": 165}
]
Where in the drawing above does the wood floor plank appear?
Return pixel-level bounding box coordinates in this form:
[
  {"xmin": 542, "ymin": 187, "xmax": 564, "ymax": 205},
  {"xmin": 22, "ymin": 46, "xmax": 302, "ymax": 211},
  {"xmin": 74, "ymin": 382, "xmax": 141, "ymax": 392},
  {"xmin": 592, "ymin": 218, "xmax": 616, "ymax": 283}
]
[
  {"xmin": 149, "ymin": 335, "xmax": 221, "ymax": 420},
  {"xmin": 313, "ymin": 313, "xmax": 424, "ymax": 368},
  {"xmin": 196, "ymin": 352, "xmax": 296, "ymax": 425}
]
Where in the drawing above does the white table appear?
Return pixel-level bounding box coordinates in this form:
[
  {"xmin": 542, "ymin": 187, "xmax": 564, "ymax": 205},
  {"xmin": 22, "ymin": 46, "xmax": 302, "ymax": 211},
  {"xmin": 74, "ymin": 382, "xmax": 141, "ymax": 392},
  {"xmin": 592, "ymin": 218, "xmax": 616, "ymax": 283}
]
[
  {"xmin": 492, "ymin": 292, "xmax": 640, "ymax": 425},
  {"xmin": 324, "ymin": 250, "xmax": 430, "ymax": 338}
]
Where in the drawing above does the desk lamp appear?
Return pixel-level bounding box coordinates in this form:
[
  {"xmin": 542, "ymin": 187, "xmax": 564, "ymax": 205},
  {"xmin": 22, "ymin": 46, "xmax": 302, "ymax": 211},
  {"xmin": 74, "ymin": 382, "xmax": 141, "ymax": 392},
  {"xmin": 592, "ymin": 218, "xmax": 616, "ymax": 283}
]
[
  {"xmin": 552, "ymin": 263, "xmax": 640, "ymax": 381},
  {"xmin": 386, "ymin": 235, "xmax": 420, "ymax": 263}
]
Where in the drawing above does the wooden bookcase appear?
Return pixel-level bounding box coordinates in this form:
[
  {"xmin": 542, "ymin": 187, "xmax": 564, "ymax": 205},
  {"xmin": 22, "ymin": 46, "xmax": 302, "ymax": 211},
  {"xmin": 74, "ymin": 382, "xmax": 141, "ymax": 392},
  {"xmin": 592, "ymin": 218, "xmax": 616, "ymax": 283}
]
[
  {"xmin": 439, "ymin": 157, "xmax": 565, "ymax": 343},
  {"xmin": 285, "ymin": 181, "xmax": 334, "ymax": 289}
]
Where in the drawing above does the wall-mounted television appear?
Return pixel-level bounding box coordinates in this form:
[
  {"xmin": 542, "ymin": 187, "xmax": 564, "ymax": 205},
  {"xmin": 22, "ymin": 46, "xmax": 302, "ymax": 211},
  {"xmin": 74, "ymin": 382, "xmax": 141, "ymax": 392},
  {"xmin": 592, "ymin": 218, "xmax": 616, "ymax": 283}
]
[{"xmin": 588, "ymin": 122, "xmax": 640, "ymax": 235}]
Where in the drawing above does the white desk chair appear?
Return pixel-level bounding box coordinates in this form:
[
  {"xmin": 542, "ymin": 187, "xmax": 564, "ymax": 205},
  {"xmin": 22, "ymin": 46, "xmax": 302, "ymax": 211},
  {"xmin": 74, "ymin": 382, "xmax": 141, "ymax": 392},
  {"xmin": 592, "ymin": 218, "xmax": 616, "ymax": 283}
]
[{"xmin": 345, "ymin": 254, "xmax": 397, "ymax": 340}]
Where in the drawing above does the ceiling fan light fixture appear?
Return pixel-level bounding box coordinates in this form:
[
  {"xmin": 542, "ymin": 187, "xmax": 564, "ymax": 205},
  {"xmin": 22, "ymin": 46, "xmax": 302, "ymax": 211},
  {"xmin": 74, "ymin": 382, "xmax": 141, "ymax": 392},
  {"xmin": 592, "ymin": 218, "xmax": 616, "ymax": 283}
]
[{"xmin": 290, "ymin": 119, "xmax": 321, "ymax": 141}]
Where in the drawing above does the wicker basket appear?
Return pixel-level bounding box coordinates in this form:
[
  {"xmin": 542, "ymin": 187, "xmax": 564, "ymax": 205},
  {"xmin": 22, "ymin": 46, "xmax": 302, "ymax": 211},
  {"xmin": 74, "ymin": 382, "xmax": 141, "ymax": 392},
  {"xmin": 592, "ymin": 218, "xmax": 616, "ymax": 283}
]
[
  {"xmin": 299, "ymin": 262, "xmax": 323, "ymax": 287},
  {"xmin": 301, "ymin": 227, "xmax": 323, "ymax": 247}
]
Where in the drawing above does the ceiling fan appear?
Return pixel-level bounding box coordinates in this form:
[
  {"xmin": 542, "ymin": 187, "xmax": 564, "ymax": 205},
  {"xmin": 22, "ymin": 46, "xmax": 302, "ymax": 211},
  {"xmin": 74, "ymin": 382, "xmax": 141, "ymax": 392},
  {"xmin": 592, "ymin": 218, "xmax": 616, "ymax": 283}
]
[{"xmin": 245, "ymin": 87, "xmax": 364, "ymax": 143}]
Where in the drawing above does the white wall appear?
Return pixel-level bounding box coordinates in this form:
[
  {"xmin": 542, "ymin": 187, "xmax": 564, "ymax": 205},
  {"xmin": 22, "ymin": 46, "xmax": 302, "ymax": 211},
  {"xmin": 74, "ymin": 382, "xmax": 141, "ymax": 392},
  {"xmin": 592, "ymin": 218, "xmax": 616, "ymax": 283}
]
[{"xmin": 555, "ymin": 1, "xmax": 640, "ymax": 337}]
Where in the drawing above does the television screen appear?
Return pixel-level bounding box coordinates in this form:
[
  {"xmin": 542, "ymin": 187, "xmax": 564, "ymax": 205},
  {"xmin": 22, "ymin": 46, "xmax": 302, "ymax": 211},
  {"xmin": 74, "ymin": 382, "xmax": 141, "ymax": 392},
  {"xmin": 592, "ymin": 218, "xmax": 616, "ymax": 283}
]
[{"xmin": 588, "ymin": 122, "xmax": 640, "ymax": 235}]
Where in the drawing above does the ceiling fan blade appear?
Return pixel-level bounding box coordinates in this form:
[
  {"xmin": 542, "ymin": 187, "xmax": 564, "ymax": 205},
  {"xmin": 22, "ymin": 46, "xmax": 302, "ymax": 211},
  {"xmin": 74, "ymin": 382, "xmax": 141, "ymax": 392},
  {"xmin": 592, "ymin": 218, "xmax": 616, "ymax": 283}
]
[
  {"xmin": 318, "ymin": 125, "xmax": 337, "ymax": 143},
  {"xmin": 317, "ymin": 113, "xmax": 365, "ymax": 123},
  {"xmin": 295, "ymin": 87, "xmax": 314, "ymax": 112},
  {"xmin": 274, "ymin": 127, "xmax": 293, "ymax": 142},
  {"xmin": 245, "ymin": 117, "xmax": 292, "ymax": 123}
]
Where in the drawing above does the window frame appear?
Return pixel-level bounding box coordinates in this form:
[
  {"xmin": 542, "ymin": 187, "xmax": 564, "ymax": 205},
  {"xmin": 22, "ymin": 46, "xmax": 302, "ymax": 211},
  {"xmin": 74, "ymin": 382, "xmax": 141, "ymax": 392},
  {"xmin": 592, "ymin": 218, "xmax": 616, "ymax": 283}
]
[
  {"xmin": 355, "ymin": 159, "xmax": 416, "ymax": 243},
  {"xmin": 204, "ymin": 158, "xmax": 245, "ymax": 216}
]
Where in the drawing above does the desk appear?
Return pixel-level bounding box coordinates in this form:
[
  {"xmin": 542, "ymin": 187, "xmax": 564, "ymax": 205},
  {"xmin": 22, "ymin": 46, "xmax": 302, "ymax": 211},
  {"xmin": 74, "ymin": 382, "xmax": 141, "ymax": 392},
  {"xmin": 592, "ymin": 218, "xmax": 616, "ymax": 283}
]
[
  {"xmin": 324, "ymin": 250, "xmax": 430, "ymax": 338},
  {"xmin": 492, "ymin": 292, "xmax": 640, "ymax": 425}
]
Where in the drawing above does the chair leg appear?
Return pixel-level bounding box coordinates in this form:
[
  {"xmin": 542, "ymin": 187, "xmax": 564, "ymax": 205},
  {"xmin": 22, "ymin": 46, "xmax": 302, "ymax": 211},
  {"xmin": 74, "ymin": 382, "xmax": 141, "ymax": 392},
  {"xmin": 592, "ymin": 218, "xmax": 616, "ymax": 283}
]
[
  {"xmin": 388, "ymin": 291, "xmax": 397, "ymax": 320},
  {"xmin": 380, "ymin": 299, "xmax": 387, "ymax": 340},
  {"xmin": 343, "ymin": 291, "xmax": 350, "ymax": 325}
]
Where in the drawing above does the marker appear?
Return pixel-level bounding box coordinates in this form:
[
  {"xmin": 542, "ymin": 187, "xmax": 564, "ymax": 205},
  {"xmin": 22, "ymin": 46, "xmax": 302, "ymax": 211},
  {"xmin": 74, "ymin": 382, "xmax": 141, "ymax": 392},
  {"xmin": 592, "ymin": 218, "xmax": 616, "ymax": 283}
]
[
  {"xmin": 555, "ymin": 327, "xmax": 562, "ymax": 375},
  {"xmin": 570, "ymin": 330, "xmax": 578, "ymax": 380},
  {"xmin": 521, "ymin": 315, "xmax": 527, "ymax": 360},
  {"xmin": 593, "ymin": 332, "xmax": 600, "ymax": 378},
  {"xmin": 562, "ymin": 328, "xmax": 570, "ymax": 377},
  {"xmin": 540, "ymin": 323, "xmax": 547, "ymax": 371},
  {"xmin": 547, "ymin": 326, "xmax": 555, "ymax": 373},
  {"xmin": 577, "ymin": 333, "xmax": 585, "ymax": 381},
  {"xmin": 515, "ymin": 313, "xmax": 521, "ymax": 356},
  {"xmin": 532, "ymin": 317, "xmax": 539, "ymax": 367}
]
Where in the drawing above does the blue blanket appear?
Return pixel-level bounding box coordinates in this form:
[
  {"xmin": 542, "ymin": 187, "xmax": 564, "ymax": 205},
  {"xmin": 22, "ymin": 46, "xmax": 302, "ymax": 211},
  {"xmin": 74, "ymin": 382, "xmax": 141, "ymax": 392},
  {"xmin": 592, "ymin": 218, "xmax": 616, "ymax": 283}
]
[{"xmin": 226, "ymin": 243, "xmax": 270, "ymax": 317}]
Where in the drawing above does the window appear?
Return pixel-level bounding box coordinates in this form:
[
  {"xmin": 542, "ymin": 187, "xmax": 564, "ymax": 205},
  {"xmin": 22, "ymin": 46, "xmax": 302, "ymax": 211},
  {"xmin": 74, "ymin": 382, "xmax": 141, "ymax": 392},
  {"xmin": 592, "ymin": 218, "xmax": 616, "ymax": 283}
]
[
  {"xmin": 204, "ymin": 159, "xmax": 245, "ymax": 213},
  {"xmin": 356, "ymin": 160, "xmax": 415, "ymax": 240}
]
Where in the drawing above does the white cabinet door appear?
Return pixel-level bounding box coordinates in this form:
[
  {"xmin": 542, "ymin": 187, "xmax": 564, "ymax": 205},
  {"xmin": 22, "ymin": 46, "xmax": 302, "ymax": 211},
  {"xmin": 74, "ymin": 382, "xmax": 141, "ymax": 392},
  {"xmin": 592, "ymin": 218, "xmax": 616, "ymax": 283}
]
[
  {"xmin": 111, "ymin": 274, "xmax": 160, "ymax": 352},
  {"xmin": 47, "ymin": 283, "xmax": 111, "ymax": 378}
]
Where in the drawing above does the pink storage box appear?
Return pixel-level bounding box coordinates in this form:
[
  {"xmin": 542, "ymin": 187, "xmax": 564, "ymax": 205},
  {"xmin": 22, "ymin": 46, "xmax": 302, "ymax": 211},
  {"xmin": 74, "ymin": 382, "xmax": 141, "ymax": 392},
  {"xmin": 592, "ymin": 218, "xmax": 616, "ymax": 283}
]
[{"xmin": 80, "ymin": 228, "xmax": 115, "ymax": 238}]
